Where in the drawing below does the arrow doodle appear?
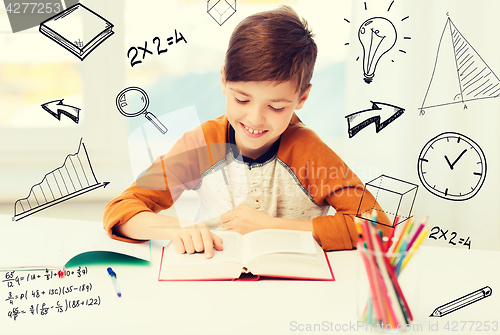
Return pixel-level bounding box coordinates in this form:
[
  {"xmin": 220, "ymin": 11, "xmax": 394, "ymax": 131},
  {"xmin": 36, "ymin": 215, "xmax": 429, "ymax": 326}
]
[
  {"xmin": 41, "ymin": 99, "xmax": 81, "ymax": 124},
  {"xmin": 345, "ymin": 101, "xmax": 405, "ymax": 138}
]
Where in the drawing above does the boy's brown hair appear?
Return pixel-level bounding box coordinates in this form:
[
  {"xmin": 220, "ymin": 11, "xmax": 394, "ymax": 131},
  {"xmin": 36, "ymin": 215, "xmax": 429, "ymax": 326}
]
[{"xmin": 224, "ymin": 6, "xmax": 317, "ymax": 97}]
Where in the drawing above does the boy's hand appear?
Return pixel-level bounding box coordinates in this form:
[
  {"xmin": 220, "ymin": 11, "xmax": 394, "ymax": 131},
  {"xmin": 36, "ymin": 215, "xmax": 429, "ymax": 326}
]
[
  {"xmin": 171, "ymin": 222, "xmax": 223, "ymax": 259},
  {"xmin": 220, "ymin": 204, "xmax": 273, "ymax": 234}
]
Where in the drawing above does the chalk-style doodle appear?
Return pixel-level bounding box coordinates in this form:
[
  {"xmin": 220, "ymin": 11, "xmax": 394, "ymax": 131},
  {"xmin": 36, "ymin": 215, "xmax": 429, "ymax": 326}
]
[
  {"xmin": 419, "ymin": 15, "xmax": 500, "ymax": 115},
  {"xmin": 430, "ymin": 286, "xmax": 492, "ymax": 317},
  {"xmin": 345, "ymin": 101, "xmax": 404, "ymax": 138},
  {"xmin": 356, "ymin": 174, "xmax": 418, "ymax": 228},
  {"xmin": 41, "ymin": 99, "xmax": 80, "ymax": 124},
  {"xmin": 12, "ymin": 139, "xmax": 109, "ymax": 221},
  {"xmin": 207, "ymin": 0, "xmax": 236, "ymax": 26},
  {"xmin": 344, "ymin": 1, "xmax": 410, "ymax": 84},
  {"xmin": 428, "ymin": 226, "xmax": 471, "ymax": 249},
  {"xmin": 127, "ymin": 30, "xmax": 187, "ymax": 68},
  {"xmin": 417, "ymin": 132, "xmax": 486, "ymax": 201},
  {"xmin": 39, "ymin": 3, "xmax": 114, "ymax": 61},
  {"xmin": 116, "ymin": 87, "xmax": 168, "ymax": 134}
]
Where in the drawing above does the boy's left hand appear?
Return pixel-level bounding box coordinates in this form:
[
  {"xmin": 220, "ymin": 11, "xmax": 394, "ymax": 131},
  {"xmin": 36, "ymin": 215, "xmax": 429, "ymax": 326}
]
[{"xmin": 220, "ymin": 204, "xmax": 273, "ymax": 234}]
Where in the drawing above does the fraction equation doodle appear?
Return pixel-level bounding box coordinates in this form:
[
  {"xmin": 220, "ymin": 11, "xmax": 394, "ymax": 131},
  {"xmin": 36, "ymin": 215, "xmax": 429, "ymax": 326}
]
[
  {"xmin": 5, "ymin": 283, "xmax": 93, "ymax": 305},
  {"xmin": 7, "ymin": 296, "xmax": 101, "ymax": 321},
  {"xmin": 2, "ymin": 267, "xmax": 88, "ymax": 288},
  {"xmin": 2, "ymin": 267, "xmax": 100, "ymax": 322},
  {"xmin": 428, "ymin": 226, "xmax": 471, "ymax": 249},
  {"xmin": 127, "ymin": 29, "xmax": 188, "ymax": 67}
]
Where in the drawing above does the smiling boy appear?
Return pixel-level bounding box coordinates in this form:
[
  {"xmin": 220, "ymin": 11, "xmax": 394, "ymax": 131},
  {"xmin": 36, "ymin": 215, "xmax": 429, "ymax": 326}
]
[{"xmin": 103, "ymin": 6, "xmax": 391, "ymax": 257}]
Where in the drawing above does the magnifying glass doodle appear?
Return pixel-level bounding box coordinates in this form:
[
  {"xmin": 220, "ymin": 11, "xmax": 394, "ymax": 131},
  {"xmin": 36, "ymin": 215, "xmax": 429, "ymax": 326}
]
[{"xmin": 115, "ymin": 87, "xmax": 168, "ymax": 134}]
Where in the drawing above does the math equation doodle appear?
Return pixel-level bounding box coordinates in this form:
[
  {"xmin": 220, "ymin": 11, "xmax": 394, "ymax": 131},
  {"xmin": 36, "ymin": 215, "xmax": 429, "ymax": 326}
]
[
  {"xmin": 2, "ymin": 267, "xmax": 101, "ymax": 322},
  {"xmin": 428, "ymin": 226, "xmax": 471, "ymax": 249},
  {"xmin": 127, "ymin": 30, "xmax": 187, "ymax": 67}
]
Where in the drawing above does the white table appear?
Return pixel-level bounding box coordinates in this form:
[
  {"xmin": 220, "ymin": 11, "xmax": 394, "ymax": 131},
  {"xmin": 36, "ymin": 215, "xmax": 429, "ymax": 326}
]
[{"xmin": 2, "ymin": 220, "xmax": 500, "ymax": 335}]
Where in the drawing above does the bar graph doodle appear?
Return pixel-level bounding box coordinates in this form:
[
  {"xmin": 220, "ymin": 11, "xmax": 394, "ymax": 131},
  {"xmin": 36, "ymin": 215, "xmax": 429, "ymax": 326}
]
[
  {"xmin": 41, "ymin": 99, "xmax": 80, "ymax": 124},
  {"xmin": 12, "ymin": 139, "xmax": 109, "ymax": 221},
  {"xmin": 419, "ymin": 15, "xmax": 500, "ymax": 115}
]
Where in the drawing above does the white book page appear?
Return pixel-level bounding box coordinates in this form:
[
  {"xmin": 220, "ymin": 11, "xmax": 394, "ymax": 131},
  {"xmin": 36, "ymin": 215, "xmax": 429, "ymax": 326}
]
[
  {"xmin": 162, "ymin": 231, "xmax": 243, "ymax": 266},
  {"xmin": 0, "ymin": 226, "xmax": 58, "ymax": 270},
  {"xmin": 242, "ymin": 229, "xmax": 317, "ymax": 264}
]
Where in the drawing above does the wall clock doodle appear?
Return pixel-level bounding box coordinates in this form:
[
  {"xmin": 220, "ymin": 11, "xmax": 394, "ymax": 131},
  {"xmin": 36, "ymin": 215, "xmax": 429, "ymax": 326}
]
[{"xmin": 417, "ymin": 132, "xmax": 486, "ymax": 201}]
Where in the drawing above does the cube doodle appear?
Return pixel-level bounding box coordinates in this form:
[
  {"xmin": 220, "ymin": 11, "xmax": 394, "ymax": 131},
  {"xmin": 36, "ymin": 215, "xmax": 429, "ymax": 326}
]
[
  {"xmin": 356, "ymin": 174, "xmax": 418, "ymax": 228},
  {"xmin": 207, "ymin": 0, "xmax": 236, "ymax": 26}
]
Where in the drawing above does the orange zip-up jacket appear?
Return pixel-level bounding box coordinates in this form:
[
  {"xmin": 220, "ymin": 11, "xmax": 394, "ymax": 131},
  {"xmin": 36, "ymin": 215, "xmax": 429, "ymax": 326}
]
[{"xmin": 103, "ymin": 114, "xmax": 391, "ymax": 250}]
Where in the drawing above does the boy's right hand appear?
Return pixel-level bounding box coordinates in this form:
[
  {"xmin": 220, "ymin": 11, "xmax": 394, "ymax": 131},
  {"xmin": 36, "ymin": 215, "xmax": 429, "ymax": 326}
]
[{"xmin": 171, "ymin": 222, "xmax": 223, "ymax": 259}]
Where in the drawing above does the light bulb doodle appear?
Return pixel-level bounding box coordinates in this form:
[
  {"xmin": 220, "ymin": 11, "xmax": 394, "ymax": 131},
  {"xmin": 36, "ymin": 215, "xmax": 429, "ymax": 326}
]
[
  {"xmin": 358, "ymin": 17, "xmax": 397, "ymax": 84},
  {"xmin": 343, "ymin": 1, "xmax": 410, "ymax": 84}
]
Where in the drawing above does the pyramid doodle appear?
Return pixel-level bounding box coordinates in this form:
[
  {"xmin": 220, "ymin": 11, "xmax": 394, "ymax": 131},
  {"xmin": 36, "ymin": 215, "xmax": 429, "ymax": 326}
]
[{"xmin": 420, "ymin": 17, "xmax": 500, "ymax": 113}]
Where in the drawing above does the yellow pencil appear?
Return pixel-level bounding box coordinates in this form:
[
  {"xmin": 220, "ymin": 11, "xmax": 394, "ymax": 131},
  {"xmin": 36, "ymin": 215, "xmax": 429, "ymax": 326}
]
[
  {"xmin": 390, "ymin": 217, "xmax": 414, "ymax": 264},
  {"xmin": 401, "ymin": 228, "xmax": 428, "ymax": 270}
]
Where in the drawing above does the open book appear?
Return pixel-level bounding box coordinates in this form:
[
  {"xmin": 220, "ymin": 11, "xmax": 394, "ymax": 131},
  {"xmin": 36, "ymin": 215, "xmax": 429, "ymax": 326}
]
[
  {"xmin": 0, "ymin": 215, "xmax": 150, "ymax": 270},
  {"xmin": 159, "ymin": 229, "xmax": 334, "ymax": 281}
]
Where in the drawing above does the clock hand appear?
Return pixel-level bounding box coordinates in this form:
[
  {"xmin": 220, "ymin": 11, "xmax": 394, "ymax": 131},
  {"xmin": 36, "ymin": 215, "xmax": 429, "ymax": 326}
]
[
  {"xmin": 444, "ymin": 155, "xmax": 453, "ymax": 170},
  {"xmin": 450, "ymin": 149, "xmax": 468, "ymax": 169}
]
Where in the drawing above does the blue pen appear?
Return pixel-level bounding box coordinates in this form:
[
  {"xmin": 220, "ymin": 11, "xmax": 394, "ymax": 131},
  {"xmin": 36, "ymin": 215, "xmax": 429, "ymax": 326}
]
[{"xmin": 107, "ymin": 267, "xmax": 122, "ymax": 297}]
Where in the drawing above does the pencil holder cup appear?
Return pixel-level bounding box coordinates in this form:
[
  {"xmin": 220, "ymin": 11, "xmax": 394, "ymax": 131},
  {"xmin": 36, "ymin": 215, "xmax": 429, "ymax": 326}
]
[{"xmin": 356, "ymin": 243, "xmax": 421, "ymax": 333}]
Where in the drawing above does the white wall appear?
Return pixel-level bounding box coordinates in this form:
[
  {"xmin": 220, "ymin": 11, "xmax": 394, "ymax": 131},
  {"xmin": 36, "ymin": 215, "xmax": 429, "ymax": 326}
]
[{"xmin": 1, "ymin": 0, "xmax": 499, "ymax": 250}]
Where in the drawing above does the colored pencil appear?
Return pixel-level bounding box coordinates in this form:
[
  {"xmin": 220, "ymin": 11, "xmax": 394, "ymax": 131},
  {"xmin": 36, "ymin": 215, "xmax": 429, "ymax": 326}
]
[
  {"xmin": 402, "ymin": 228, "xmax": 428, "ymax": 270},
  {"xmin": 370, "ymin": 225, "xmax": 405, "ymax": 326},
  {"xmin": 357, "ymin": 213, "xmax": 426, "ymax": 326},
  {"xmin": 361, "ymin": 220, "xmax": 387, "ymax": 323},
  {"xmin": 406, "ymin": 217, "xmax": 428, "ymax": 251},
  {"xmin": 384, "ymin": 216, "xmax": 398, "ymax": 251},
  {"xmin": 372, "ymin": 231, "xmax": 412, "ymax": 324},
  {"xmin": 389, "ymin": 218, "xmax": 412, "ymax": 261}
]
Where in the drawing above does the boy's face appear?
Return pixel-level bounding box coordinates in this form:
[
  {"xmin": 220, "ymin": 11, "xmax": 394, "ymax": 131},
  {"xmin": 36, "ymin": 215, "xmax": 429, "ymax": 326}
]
[{"xmin": 221, "ymin": 67, "xmax": 311, "ymax": 159}]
